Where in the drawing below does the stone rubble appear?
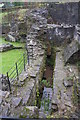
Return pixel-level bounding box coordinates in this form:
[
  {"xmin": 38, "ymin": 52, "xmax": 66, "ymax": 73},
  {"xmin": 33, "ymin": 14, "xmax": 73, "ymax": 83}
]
[
  {"xmin": 63, "ymin": 79, "xmax": 73, "ymax": 87},
  {"xmin": 0, "ymin": 43, "xmax": 14, "ymax": 52},
  {"xmin": 0, "ymin": 75, "xmax": 9, "ymax": 91},
  {"xmin": 39, "ymin": 87, "xmax": 52, "ymax": 118},
  {"xmin": 12, "ymin": 97, "xmax": 22, "ymax": 108},
  {"xmin": 0, "ymin": 7, "xmax": 48, "ymax": 118},
  {"xmin": 0, "ymin": 43, "xmax": 23, "ymax": 52}
]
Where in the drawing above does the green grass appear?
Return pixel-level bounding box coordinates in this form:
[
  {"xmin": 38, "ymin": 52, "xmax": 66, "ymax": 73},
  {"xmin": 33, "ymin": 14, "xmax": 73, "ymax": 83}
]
[
  {"xmin": 0, "ymin": 37, "xmax": 26, "ymax": 74},
  {"xmin": 0, "ymin": 12, "xmax": 8, "ymax": 23},
  {"xmin": 0, "ymin": 49, "xmax": 26, "ymax": 75},
  {"xmin": 0, "ymin": 11, "xmax": 16, "ymax": 24}
]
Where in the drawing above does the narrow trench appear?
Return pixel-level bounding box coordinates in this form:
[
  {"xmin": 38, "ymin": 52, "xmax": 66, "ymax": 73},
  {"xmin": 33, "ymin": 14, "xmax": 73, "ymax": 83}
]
[{"xmin": 36, "ymin": 41, "xmax": 56, "ymax": 116}]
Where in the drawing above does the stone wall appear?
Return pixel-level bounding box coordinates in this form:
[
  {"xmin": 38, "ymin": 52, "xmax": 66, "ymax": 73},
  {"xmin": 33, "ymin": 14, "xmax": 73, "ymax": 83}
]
[
  {"xmin": 5, "ymin": 20, "xmax": 27, "ymax": 42},
  {"xmin": 2, "ymin": 24, "xmax": 10, "ymax": 35},
  {"xmin": 48, "ymin": 2, "xmax": 78, "ymax": 25},
  {"xmin": 47, "ymin": 24, "xmax": 75, "ymax": 46},
  {"xmin": 63, "ymin": 40, "xmax": 79, "ymax": 64},
  {"xmin": 0, "ymin": 7, "xmax": 47, "ymax": 118},
  {"xmin": 74, "ymin": 25, "xmax": 80, "ymax": 44},
  {"xmin": 27, "ymin": 55, "xmax": 46, "ymax": 106}
]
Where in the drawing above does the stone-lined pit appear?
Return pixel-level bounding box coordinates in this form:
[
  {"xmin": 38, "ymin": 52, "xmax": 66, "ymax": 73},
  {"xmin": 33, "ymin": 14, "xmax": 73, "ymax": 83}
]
[{"xmin": 35, "ymin": 41, "xmax": 56, "ymax": 117}]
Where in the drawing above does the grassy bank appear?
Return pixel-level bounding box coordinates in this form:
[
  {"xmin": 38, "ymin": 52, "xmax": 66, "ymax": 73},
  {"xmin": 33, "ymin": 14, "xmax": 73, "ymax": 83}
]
[
  {"xmin": 0, "ymin": 12, "xmax": 8, "ymax": 23},
  {"xmin": 0, "ymin": 37, "xmax": 26, "ymax": 74}
]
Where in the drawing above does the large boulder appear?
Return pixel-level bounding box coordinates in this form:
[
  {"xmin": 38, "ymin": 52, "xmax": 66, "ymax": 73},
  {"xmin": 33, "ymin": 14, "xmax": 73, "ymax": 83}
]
[
  {"xmin": 6, "ymin": 34, "xmax": 16, "ymax": 42},
  {"xmin": 12, "ymin": 97, "xmax": 22, "ymax": 108}
]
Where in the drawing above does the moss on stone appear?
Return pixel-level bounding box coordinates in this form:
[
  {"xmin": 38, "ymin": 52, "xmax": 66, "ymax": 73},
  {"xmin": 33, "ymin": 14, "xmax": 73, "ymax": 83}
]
[{"xmin": 72, "ymin": 82, "xmax": 78, "ymax": 105}]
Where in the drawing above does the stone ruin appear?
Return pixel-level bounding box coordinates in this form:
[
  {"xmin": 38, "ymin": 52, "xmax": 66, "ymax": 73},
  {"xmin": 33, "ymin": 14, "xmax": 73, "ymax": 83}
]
[
  {"xmin": 0, "ymin": 7, "xmax": 47, "ymax": 118},
  {"xmin": 47, "ymin": 24, "xmax": 75, "ymax": 46},
  {"xmin": 5, "ymin": 20, "xmax": 27, "ymax": 42},
  {"xmin": 0, "ymin": 2, "xmax": 80, "ymax": 119},
  {"xmin": 0, "ymin": 74, "xmax": 9, "ymax": 91},
  {"xmin": 0, "ymin": 43, "xmax": 23, "ymax": 52},
  {"xmin": 0, "ymin": 43, "xmax": 14, "ymax": 52}
]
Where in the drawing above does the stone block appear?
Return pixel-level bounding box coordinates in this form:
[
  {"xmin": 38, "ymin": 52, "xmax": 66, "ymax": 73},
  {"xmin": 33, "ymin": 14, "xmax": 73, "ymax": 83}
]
[
  {"xmin": 6, "ymin": 34, "xmax": 16, "ymax": 42},
  {"xmin": 63, "ymin": 79, "xmax": 73, "ymax": 87},
  {"xmin": 12, "ymin": 97, "xmax": 22, "ymax": 108}
]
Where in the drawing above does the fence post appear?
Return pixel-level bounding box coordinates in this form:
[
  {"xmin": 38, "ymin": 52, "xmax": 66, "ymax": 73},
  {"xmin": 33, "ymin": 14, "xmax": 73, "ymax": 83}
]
[
  {"xmin": 31, "ymin": 45, "xmax": 33, "ymax": 65},
  {"xmin": 16, "ymin": 62, "xmax": 19, "ymax": 81},
  {"xmin": 27, "ymin": 49, "xmax": 29, "ymax": 66},
  {"xmin": 7, "ymin": 72, "xmax": 11, "ymax": 92},
  {"xmin": 2, "ymin": 74, "xmax": 3, "ymax": 85},
  {"xmin": 23, "ymin": 53, "xmax": 26, "ymax": 71}
]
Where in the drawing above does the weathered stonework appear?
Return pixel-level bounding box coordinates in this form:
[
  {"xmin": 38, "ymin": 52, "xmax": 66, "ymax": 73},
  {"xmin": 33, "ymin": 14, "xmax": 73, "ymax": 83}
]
[
  {"xmin": 63, "ymin": 40, "xmax": 79, "ymax": 64},
  {"xmin": 47, "ymin": 24, "xmax": 75, "ymax": 46},
  {"xmin": 0, "ymin": 43, "xmax": 14, "ymax": 52},
  {"xmin": 0, "ymin": 7, "xmax": 47, "ymax": 118},
  {"xmin": 2, "ymin": 24, "xmax": 10, "ymax": 35},
  {"xmin": 1, "ymin": 3, "xmax": 80, "ymax": 118},
  {"xmin": 48, "ymin": 2, "xmax": 78, "ymax": 25}
]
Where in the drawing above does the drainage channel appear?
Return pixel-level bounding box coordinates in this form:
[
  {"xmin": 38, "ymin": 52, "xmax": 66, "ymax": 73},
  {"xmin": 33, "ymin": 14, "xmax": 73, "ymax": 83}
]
[{"xmin": 36, "ymin": 42, "xmax": 56, "ymax": 118}]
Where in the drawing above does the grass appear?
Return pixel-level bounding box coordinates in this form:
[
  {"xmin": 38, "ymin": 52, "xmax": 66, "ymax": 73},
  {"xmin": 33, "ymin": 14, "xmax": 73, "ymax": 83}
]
[
  {"xmin": 0, "ymin": 37, "xmax": 26, "ymax": 74},
  {"xmin": 0, "ymin": 49, "xmax": 26, "ymax": 74},
  {"xmin": 0, "ymin": 11, "xmax": 14, "ymax": 24},
  {"xmin": 0, "ymin": 12, "xmax": 8, "ymax": 23},
  {"xmin": 0, "ymin": 8, "xmax": 27, "ymax": 74},
  {"xmin": 0, "ymin": 9, "xmax": 26, "ymax": 24}
]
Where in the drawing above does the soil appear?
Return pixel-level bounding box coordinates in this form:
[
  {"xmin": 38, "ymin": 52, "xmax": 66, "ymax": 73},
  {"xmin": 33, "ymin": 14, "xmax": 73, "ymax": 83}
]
[{"xmin": 43, "ymin": 65, "xmax": 53, "ymax": 85}]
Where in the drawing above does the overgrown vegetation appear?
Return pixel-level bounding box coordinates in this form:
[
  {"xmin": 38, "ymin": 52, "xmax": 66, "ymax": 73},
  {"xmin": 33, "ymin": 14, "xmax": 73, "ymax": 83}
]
[
  {"xmin": 13, "ymin": 2, "xmax": 24, "ymax": 7},
  {"xmin": 36, "ymin": 42, "xmax": 56, "ymax": 111},
  {"xmin": 66, "ymin": 75, "xmax": 74, "ymax": 81},
  {"xmin": 35, "ymin": 87, "xmax": 41, "ymax": 108},
  {"xmin": 0, "ymin": 8, "xmax": 26, "ymax": 24},
  {"xmin": 40, "ymin": 79, "xmax": 53, "ymax": 88},
  {"xmin": 72, "ymin": 82, "xmax": 78, "ymax": 105},
  {"xmin": 0, "ymin": 12, "xmax": 8, "ymax": 23}
]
